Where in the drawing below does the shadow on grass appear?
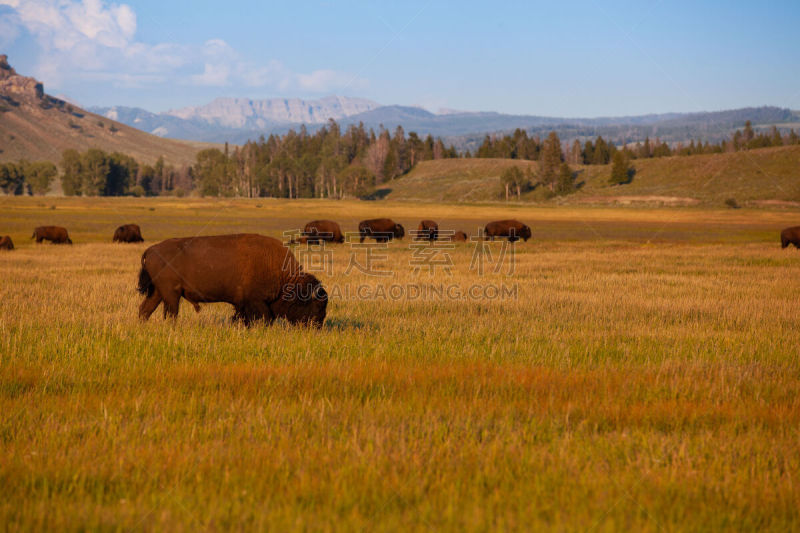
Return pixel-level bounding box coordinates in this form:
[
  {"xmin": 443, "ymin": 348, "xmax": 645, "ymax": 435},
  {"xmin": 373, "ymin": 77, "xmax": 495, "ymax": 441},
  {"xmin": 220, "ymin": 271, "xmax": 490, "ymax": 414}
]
[
  {"xmin": 324, "ymin": 317, "xmax": 371, "ymax": 331},
  {"xmin": 360, "ymin": 188, "xmax": 392, "ymax": 201}
]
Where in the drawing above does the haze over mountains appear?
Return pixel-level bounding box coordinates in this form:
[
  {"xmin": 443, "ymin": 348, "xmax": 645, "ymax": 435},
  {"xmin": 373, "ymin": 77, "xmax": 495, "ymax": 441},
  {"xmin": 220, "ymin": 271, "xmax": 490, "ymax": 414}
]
[{"xmin": 90, "ymin": 97, "xmax": 800, "ymax": 150}]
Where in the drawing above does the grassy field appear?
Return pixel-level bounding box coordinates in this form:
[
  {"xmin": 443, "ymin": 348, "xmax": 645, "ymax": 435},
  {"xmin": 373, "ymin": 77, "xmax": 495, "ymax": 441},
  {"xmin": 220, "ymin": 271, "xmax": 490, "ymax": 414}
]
[
  {"xmin": 1, "ymin": 197, "xmax": 800, "ymax": 531},
  {"xmin": 383, "ymin": 145, "xmax": 800, "ymax": 206}
]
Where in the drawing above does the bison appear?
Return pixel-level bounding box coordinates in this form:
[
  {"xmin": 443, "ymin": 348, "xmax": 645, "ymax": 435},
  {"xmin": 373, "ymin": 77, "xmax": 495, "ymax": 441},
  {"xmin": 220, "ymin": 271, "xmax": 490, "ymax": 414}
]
[
  {"xmin": 358, "ymin": 218, "xmax": 405, "ymax": 243},
  {"xmin": 32, "ymin": 226, "xmax": 72, "ymax": 244},
  {"xmin": 113, "ymin": 224, "xmax": 144, "ymax": 243},
  {"xmin": 0, "ymin": 235, "xmax": 14, "ymax": 250},
  {"xmin": 301, "ymin": 220, "xmax": 344, "ymax": 244},
  {"xmin": 452, "ymin": 230, "xmax": 468, "ymax": 242},
  {"xmin": 137, "ymin": 234, "xmax": 327, "ymax": 327},
  {"xmin": 416, "ymin": 220, "xmax": 439, "ymax": 242},
  {"xmin": 780, "ymin": 226, "xmax": 800, "ymax": 249},
  {"xmin": 484, "ymin": 220, "xmax": 531, "ymax": 242}
]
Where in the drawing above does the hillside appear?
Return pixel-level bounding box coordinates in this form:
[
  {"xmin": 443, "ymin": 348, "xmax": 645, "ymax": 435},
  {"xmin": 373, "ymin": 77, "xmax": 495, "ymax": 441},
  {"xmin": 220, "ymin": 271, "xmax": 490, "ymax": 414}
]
[
  {"xmin": 0, "ymin": 56, "xmax": 202, "ymax": 166},
  {"xmin": 376, "ymin": 145, "xmax": 800, "ymax": 206}
]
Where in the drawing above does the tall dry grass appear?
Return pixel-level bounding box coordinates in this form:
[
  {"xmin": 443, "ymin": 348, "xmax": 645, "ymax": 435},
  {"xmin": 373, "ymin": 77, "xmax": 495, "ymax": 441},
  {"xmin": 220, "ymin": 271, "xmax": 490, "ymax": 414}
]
[{"xmin": 1, "ymin": 197, "xmax": 799, "ymax": 530}]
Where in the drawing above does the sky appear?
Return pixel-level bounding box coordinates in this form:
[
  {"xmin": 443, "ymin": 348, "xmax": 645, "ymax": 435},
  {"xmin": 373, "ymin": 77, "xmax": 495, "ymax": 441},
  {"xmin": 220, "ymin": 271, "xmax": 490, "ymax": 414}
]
[{"xmin": 1, "ymin": 0, "xmax": 799, "ymax": 116}]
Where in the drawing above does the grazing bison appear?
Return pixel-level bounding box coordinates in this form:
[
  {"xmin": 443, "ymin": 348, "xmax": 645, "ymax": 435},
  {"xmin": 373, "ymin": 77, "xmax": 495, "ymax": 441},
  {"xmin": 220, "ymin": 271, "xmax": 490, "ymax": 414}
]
[
  {"xmin": 137, "ymin": 234, "xmax": 327, "ymax": 327},
  {"xmin": 113, "ymin": 223, "xmax": 144, "ymax": 243},
  {"xmin": 358, "ymin": 218, "xmax": 405, "ymax": 243},
  {"xmin": 484, "ymin": 220, "xmax": 531, "ymax": 242},
  {"xmin": 32, "ymin": 226, "xmax": 72, "ymax": 244},
  {"xmin": 780, "ymin": 226, "xmax": 800, "ymax": 249},
  {"xmin": 452, "ymin": 230, "xmax": 468, "ymax": 242},
  {"xmin": 301, "ymin": 220, "xmax": 344, "ymax": 244},
  {"xmin": 416, "ymin": 220, "xmax": 439, "ymax": 241},
  {"xmin": 0, "ymin": 235, "xmax": 14, "ymax": 250}
]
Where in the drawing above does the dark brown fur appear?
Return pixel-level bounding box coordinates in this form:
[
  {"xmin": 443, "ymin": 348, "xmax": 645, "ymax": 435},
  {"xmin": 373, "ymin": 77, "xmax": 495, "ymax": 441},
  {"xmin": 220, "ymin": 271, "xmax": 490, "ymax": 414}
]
[
  {"xmin": 358, "ymin": 218, "xmax": 405, "ymax": 243},
  {"xmin": 113, "ymin": 224, "xmax": 144, "ymax": 243},
  {"xmin": 0, "ymin": 235, "xmax": 14, "ymax": 250},
  {"xmin": 780, "ymin": 226, "xmax": 800, "ymax": 249},
  {"xmin": 137, "ymin": 234, "xmax": 327, "ymax": 327},
  {"xmin": 416, "ymin": 220, "xmax": 439, "ymax": 241},
  {"xmin": 484, "ymin": 220, "xmax": 531, "ymax": 242},
  {"xmin": 302, "ymin": 220, "xmax": 344, "ymax": 243},
  {"xmin": 32, "ymin": 226, "xmax": 72, "ymax": 244}
]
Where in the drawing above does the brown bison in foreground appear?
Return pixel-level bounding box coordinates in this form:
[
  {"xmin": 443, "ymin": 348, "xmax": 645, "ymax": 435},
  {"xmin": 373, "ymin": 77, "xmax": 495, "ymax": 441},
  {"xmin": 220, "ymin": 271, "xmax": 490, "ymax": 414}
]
[
  {"xmin": 780, "ymin": 226, "xmax": 800, "ymax": 249},
  {"xmin": 416, "ymin": 220, "xmax": 438, "ymax": 241},
  {"xmin": 113, "ymin": 224, "xmax": 144, "ymax": 243},
  {"xmin": 32, "ymin": 226, "xmax": 72, "ymax": 244},
  {"xmin": 137, "ymin": 234, "xmax": 327, "ymax": 327},
  {"xmin": 0, "ymin": 235, "xmax": 14, "ymax": 250},
  {"xmin": 358, "ymin": 218, "xmax": 405, "ymax": 243},
  {"xmin": 484, "ymin": 220, "xmax": 531, "ymax": 242},
  {"xmin": 301, "ymin": 220, "xmax": 344, "ymax": 243}
]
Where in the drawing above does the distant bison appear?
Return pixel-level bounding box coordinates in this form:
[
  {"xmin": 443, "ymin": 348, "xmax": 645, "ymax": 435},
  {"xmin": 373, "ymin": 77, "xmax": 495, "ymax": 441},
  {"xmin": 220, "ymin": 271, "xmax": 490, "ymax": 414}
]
[
  {"xmin": 484, "ymin": 220, "xmax": 531, "ymax": 242},
  {"xmin": 301, "ymin": 220, "xmax": 344, "ymax": 244},
  {"xmin": 32, "ymin": 226, "xmax": 72, "ymax": 244},
  {"xmin": 358, "ymin": 218, "xmax": 405, "ymax": 243},
  {"xmin": 416, "ymin": 220, "xmax": 439, "ymax": 241},
  {"xmin": 137, "ymin": 234, "xmax": 327, "ymax": 327},
  {"xmin": 113, "ymin": 224, "xmax": 144, "ymax": 243},
  {"xmin": 0, "ymin": 235, "xmax": 14, "ymax": 250},
  {"xmin": 780, "ymin": 226, "xmax": 800, "ymax": 249},
  {"xmin": 452, "ymin": 230, "xmax": 468, "ymax": 242}
]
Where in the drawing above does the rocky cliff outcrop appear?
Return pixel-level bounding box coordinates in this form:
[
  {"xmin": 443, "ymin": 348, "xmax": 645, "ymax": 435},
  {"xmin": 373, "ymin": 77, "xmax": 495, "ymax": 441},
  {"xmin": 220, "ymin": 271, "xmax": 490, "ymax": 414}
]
[{"xmin": 0, "ymin": 55, "xmax": 44, "ymax": 100}]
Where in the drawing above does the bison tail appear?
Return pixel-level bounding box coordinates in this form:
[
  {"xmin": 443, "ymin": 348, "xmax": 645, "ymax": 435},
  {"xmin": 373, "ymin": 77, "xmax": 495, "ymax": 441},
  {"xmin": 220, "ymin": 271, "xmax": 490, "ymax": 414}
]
[{"xmin": 137, "ymin": 261, "xmax": 154, "ymax": 297}]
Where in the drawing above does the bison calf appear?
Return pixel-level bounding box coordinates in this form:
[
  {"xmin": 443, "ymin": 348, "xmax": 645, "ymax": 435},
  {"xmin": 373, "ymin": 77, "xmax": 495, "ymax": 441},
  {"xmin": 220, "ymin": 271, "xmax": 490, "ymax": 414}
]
[
  {"xmin": 452, "ymin": 230, "xmax": 468, "ymax": 242},
  {"xmin": 0, "ymin": 235, "xmax": 14, "ymax": 250},
  {"xmin": 137, "ymin": 234, "xmax": 327, "ymax": 327},
  {"xmin": 32, "ymin": 226, "xmax": 72, "ymax": 244},
  {"xmin": 781, "ymin": 226, "xmax": 800, "ymax": 249},
  {"xmin": 113, "ymin": 224, "xmax": 144, "ymax": 243},
  {"xmin": 484, "ymin": 220, "xmax": 531, "ymax": 242},
  {"xmin": 358, "ymin": 218, "xmax": 405, "ymax": 243}
]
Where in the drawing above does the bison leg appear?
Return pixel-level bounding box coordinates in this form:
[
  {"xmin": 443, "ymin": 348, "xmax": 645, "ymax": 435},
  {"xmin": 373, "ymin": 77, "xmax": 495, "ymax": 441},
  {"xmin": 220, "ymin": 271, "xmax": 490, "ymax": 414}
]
[
  {"xmin": 233, "ymin": 301, "xmax": 274, "ymax": 327},
  {"xmin": 161, "ymin": 290, "xmax": 181, "ymax": 320},
  {"xmin": 139, "ymin": 289, "xmax": 163, "ymax": 321}
]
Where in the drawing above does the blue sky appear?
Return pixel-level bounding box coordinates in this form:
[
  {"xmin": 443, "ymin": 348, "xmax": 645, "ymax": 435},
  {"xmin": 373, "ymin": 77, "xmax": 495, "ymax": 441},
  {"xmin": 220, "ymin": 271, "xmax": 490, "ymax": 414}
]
[{"xmin": 1, "ymin": 0, "xmax": 799, "ymax": 116}]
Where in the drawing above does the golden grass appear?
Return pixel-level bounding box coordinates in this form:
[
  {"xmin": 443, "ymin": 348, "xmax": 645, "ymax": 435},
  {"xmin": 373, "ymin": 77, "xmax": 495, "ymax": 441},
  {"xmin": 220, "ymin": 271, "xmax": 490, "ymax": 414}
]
[
  {"xmin": 384, "ymin": 146, "xmax": 800, "ymax": 205},
  {"xmin": 1, "ymin": 197, "xmax": 799, "ymax": 531}
]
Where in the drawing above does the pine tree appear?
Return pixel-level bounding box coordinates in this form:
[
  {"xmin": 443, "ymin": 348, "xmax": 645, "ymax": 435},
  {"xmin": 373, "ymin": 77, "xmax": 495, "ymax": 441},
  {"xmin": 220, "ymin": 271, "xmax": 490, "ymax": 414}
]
[
  {"xmin": 743, "ymin": 120, "xmax": 755, "ymax": 147},
  {"xmin": 609, "ymin": 151, "xmax": 630, "ymax": 185},
  {"xmin": 539, "ymin": 132, "xmax": 563, "ymax": 191},
  {"xmin": 555, "ymin": 163, "xmax": 575, "ymax": 195}
]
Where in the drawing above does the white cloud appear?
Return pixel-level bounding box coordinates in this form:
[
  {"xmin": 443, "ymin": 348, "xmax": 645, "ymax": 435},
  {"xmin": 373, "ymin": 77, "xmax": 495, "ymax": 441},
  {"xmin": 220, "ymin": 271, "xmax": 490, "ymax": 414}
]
[{"xmin": 0, "ymin": 0, "xmax": 366, "ymax": 96}]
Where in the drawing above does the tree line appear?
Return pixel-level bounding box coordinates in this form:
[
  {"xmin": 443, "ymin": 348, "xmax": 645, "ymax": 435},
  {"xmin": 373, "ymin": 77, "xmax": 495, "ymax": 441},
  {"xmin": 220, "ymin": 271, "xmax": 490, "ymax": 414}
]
[
  {"xmin": 475, "ymin": 121, "xmax": 800, "ymax": 165},
  {"xmin": 2, "ymin": 119, "xmax": 797, "ymax": 198},
  {"xmin": 193, "ymin": 121, "xmax": 458, "ymax": 198},
  {"xmin": 60, "ymin": 149, "xmax": 193, "ymax": 197},
  {"xmin": 0, "ymin": 160, "xmax": 58, "ymax": 195}
]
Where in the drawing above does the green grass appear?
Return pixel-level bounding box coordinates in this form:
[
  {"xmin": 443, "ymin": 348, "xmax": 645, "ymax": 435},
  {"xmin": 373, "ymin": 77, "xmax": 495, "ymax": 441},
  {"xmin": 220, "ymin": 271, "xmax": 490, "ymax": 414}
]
[
  {"xmin": 1, "ymin": 197, "xmax": 799, "ymax": 531},
  {"xmin": 380, "ymin": 145, "xmax": 800, "ymax": 206}
]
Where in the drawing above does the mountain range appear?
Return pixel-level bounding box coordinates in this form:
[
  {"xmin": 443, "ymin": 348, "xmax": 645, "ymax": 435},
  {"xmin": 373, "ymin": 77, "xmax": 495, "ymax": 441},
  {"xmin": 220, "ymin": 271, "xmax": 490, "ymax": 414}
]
[{"xmin": 90, "ymin": 98, "xmax": 800, "ymax": 149}]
